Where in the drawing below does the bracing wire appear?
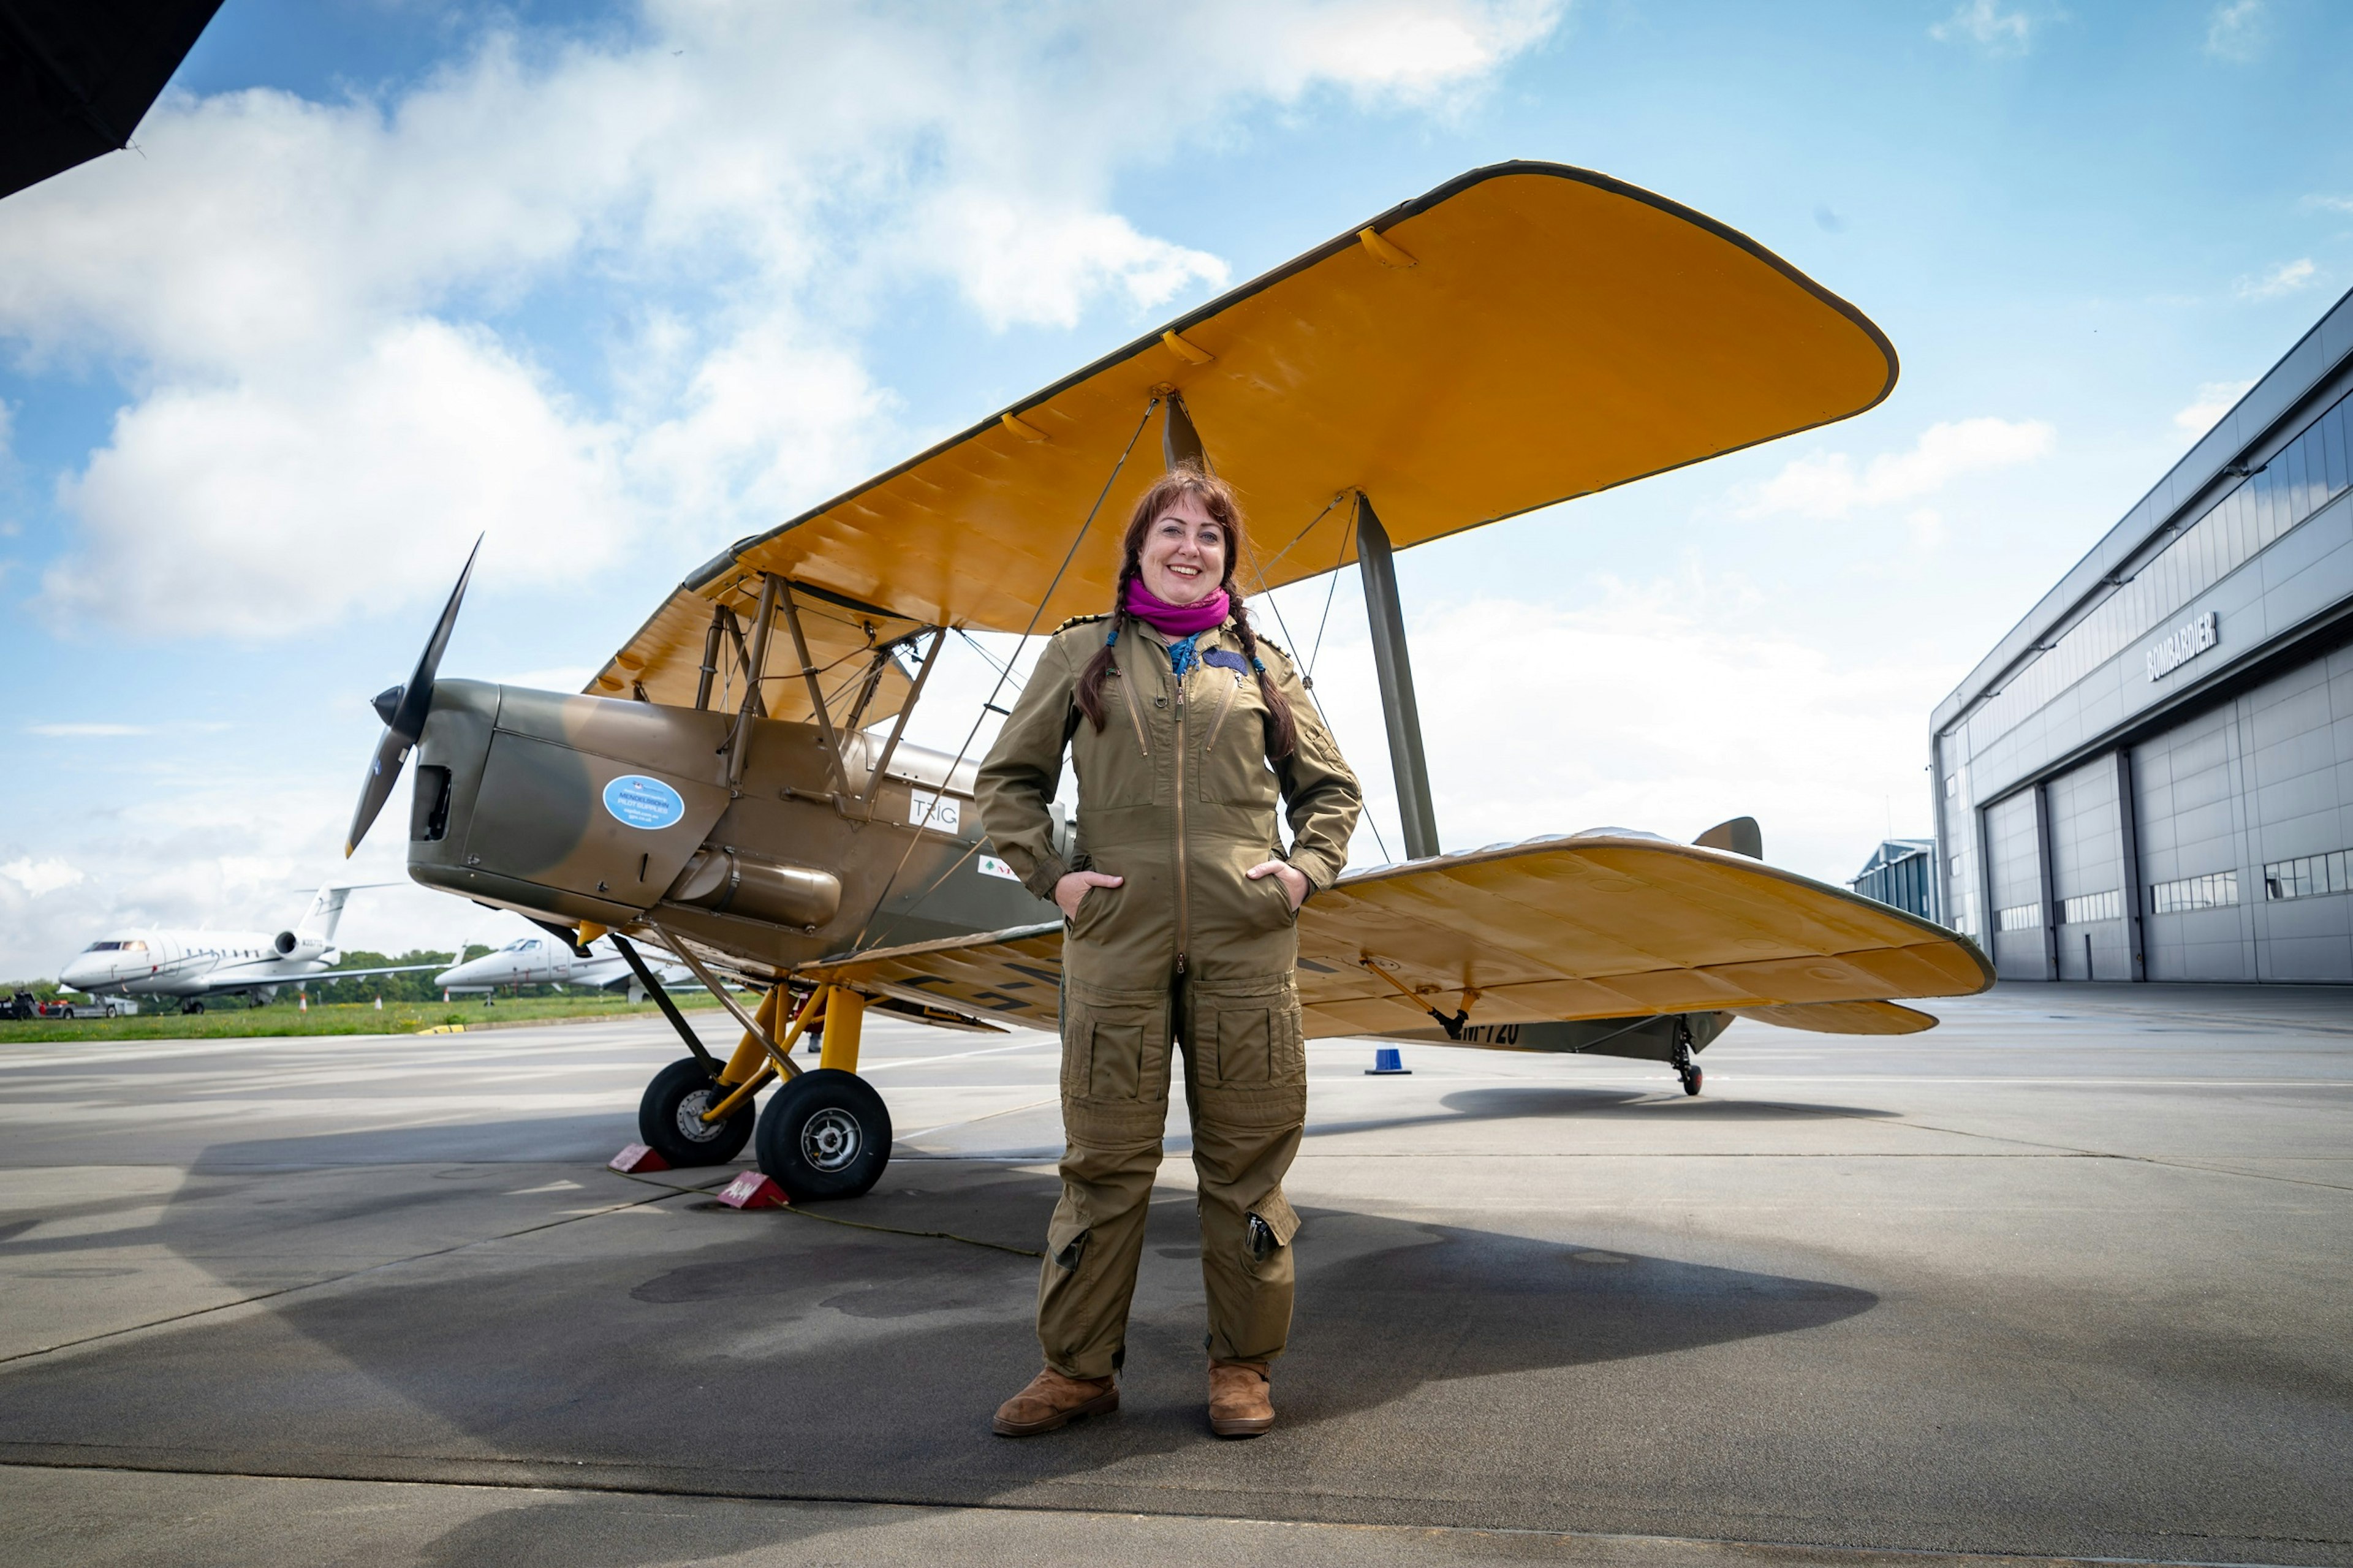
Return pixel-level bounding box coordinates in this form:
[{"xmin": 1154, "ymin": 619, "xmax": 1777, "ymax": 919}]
[
  {"xmin": 1243, "ymin": 493, "xmax": 1392, "ymax": 868},
  {"xmin": 849, "ymin": 398, "xmax": 1161, "ymax": 949}
]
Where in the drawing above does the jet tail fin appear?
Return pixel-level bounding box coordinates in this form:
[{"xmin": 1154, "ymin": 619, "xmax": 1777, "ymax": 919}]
[{"xmin": 295, "ymin": 881, "xmax": 399, "ymax": 942}]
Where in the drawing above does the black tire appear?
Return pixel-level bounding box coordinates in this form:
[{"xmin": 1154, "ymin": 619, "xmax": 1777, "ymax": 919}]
[
  {"xmin": 637, "ymin": 1057, "xmax": 754, "ymax": 1167},
  {"xmin": 755, "ymin": 1069, "xmax": 891, "ymax": 1201},
  {"xmin": 1681, "ymin": 1065, "xmax": 1703, "ymax": 1097},
  {"xmin": 184, "ymin": 1001, "xmax": 205, "ymax": 1015}
]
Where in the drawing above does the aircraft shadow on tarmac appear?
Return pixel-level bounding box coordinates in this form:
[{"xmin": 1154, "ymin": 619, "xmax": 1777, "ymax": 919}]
[
  {"xmin": 0, "ymin": 1131, "xmax": 1878, "ymax": 1519},
  {"xmin": 1300, "ymin": 1083, "xmax": 1902, "ymax": 1142}
]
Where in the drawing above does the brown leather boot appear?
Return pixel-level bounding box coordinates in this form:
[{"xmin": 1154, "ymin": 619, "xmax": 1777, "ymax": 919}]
[
  {"xmin": 991, "ymin": 1366, "xmax": 1118, "ymax": 1437},
  {"xmin": 1208, "ymin": 1359, "xmax": 1274, "ymax": 1437}
]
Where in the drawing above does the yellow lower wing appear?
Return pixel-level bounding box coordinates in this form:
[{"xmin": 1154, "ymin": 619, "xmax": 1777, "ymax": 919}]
[{"xmin": 799, "ymin": 835, "xmax": 1990, "ymax": 1039}]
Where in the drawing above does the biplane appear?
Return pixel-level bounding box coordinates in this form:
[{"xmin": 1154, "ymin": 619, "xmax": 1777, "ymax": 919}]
[{"xmin": 344, "ymin": 162, "xmax": 1992, "ymax": 1202}]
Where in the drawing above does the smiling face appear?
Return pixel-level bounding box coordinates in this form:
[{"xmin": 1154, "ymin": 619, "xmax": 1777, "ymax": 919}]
[{"xmin": 1137, "ymin": 492, "xmax": 1228, "ymax": 606}]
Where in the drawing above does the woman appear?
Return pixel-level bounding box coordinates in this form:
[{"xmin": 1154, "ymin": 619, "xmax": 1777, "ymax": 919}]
[{"xmin": 976, "ymin": 464, "xmax": 1362, "ymax": 1439}]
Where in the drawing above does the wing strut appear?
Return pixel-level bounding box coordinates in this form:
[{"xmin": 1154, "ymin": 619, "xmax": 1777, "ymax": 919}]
[{"xmin": 1355, "ymin": 493, "xmax": 1439, "ymax": 859}]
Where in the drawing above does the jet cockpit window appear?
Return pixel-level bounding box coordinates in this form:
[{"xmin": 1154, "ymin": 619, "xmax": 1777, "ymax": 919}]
[
  {"xmin": 125, "ymin": 940, "xmax": 146, "ymax": 951},
  {"xmin": 84, "ymin": 941, "xmax": 121, "ymax": 951},
  {"xmin": 500, "ymin": 937, "xmax": 542, "ymax": 952}
]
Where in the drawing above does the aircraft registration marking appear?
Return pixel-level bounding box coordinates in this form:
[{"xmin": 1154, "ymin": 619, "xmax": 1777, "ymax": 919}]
[{"xmin": 910, "ymin": 790, "xmax": 961, "ymax": 833}]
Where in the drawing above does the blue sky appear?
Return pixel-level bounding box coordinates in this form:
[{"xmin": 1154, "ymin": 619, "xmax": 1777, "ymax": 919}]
[{"xmin": 1, "ymin": 0, "xmax": 2346, "ymax": 975}]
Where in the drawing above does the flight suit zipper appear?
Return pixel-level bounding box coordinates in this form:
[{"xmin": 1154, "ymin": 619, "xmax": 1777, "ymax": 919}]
[{"xmin": 1173, "ymin": 658, "xmax": 1189, "ymax": 976}]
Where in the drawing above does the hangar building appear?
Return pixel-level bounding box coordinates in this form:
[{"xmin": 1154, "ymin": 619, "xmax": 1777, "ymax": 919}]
[{"xmin": 1933, "ymin": 288, "xmax": 2353, "ymax": 984}]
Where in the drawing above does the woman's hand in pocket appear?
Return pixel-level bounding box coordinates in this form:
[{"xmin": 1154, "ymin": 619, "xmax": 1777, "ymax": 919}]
[
  {"xmin": 1246, "ymin": 860, "xmax": 1309, "ymax": 912},
  {"xmin": 1055, "ymin": 869, "xmax": 1124, "ymax": 922}
]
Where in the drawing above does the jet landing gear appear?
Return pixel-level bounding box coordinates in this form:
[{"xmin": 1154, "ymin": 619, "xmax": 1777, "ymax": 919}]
[{"xmin": 1670, "ymin": 1017, "xmax": 1703, "ymax": 1097}]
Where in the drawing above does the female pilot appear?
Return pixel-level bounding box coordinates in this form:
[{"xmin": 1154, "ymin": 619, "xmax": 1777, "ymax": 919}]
[{"xmin": 977, "ymin": 464, "xmax": 1361, "ymax": 1439}]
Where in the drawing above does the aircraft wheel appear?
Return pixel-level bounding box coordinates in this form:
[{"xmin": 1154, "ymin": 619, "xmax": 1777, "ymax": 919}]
[
  {"xmin": 637, "ymin": 1058, "xmax": 754, "ymax": 1167},
  {"xmin": 756, "ymin": 1069, "xmax": 890, "ymax": 1201},
  {"xmin": 183, "ymin": 1001, "xmax": 205, "ymax": 1015},
  {"xmin": 1680, "ymin": 1064, "xmax": 1703, "ymax": 1097}
]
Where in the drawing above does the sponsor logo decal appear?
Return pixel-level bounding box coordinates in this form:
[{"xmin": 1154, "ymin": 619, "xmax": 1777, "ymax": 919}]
[
  {"xmin": 602, "ymin": 774, "xmax": 686, "ymax": 830},
  {"xmin": 977, "ymin": 855, "xmax": 1020, "ymax": 882},
  {"xmin": 2146, "ymin": 610, "xmax": 2218, "ymax": 681}
]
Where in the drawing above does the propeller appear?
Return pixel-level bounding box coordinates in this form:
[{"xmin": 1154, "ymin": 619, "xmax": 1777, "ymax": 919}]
[{"xmin": 345, "ymin": 536, "xmax": 483, "ymax": 857}]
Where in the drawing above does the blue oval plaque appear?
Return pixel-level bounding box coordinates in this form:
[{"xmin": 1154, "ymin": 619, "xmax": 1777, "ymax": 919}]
[{"xmin": 602, "ymin": 774, "xmax": 686, "ymax": 831}]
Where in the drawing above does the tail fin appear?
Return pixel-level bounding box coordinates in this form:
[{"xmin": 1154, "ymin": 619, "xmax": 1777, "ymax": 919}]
[
  {"xmin": 298, "ymin": 885, "xmax": 354, "ymax": 941},
  {"xmin": 295, "ymin": 881, "xmax": 399, "ymax": 941},
  {"xmin": 1694, "ymin": 816, "xmax": 1763, "ymax": 860}
]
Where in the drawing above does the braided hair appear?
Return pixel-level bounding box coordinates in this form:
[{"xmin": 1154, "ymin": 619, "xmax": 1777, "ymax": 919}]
[{"xmin": 1072, "ymin": 463, "xmax": 1297, "ymax": 759}]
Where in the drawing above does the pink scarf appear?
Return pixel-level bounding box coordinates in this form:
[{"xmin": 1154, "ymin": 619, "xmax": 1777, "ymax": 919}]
[{"xmin": 1124, "ymin": 578, "xmax": 1230, "ymax": 637}]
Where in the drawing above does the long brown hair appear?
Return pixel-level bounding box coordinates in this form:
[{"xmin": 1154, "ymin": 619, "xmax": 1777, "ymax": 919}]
[{"xmin": 1072, "ymin": 464, "xmax": 1297, "ymax": 759}]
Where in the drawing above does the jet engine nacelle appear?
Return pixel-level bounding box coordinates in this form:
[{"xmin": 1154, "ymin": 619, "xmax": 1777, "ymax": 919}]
[{"xmin": 274, "ymin": 931, "xmax": 327, "ymax": 962}]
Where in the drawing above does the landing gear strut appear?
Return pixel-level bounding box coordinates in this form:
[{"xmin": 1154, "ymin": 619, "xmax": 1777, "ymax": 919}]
[{"xmin": 1670, "ymin": 1017, "xmax": 1702, "ymax": 1097}]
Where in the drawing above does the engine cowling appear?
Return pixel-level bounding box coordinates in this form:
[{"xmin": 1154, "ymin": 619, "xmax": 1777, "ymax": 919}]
[{"xmin": 275, "ymin": 931, "xmax": 327, "ymax": 963}]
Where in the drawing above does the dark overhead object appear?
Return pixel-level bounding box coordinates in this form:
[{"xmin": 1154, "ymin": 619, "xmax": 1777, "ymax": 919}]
[{"xmin": 0, "ymin": 0, "xmax": 227, "ymax": 201}]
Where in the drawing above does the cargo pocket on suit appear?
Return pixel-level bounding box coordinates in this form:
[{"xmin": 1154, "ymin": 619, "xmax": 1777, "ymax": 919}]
[
  {"xmin": 1063, "ymin": 986, "xmax": 1170, "ymax": 1106},
  {"xmin": 1244, "ymin": 1189, "xmax": 1300, "ymax": 1273},
  {"xmin": 1200, "ymin": 975, "xmax": 1303, "ymax": 1088},
  {"xmin": 1047, "ymin": 1206, "xmax": 1091, "ymax": 1272}
]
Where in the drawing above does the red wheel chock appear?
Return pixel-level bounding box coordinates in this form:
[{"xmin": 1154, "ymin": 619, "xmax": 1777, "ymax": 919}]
[
  {"xmin": 608, "ymin": 1143, "xmax": 670, "ymax": 1173},
  {"xmin": 716, "ymin": 1170, "xmax": 789, "ymax": 1209}
]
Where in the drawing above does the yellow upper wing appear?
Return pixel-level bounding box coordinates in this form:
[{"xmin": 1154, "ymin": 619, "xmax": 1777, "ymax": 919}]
[
  {"xmin": 798, "ymin": 836, "xmax": 1988, "ymax": 1037},
  {"xmin": 592, "ymin": 161, "xmax": 1896, "ymax": 697}
]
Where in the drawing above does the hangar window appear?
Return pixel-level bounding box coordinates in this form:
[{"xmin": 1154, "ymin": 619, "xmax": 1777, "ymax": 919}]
[
  {"xmin": 2061, "ymin": 889, "xmax": 2121, "ymax": 924},
  {"xmin": 2149, "ymin": 871, "xmax": 2239, "ymax": 914},
  {"xmin": 1996, "ymin": 903, "xmax": 2042, "ymax": 931},
  {"xmin": 2264, "ymin": 849, "xmax": 2351, "ymax": 901}
]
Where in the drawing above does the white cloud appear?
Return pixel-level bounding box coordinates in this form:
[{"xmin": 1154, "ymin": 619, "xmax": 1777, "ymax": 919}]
[
  {"xmin": 1930, "ymin": 1, "xmax": 2033, "ymax": 55},
  {"xmin": 2237, "ymin": 258, "xmax": 2317, "ymax": 300},
  {"xmin": 2204, "ymin": 0, "xmax": 2266, "ymax": 61},
  {"xmin": 1740, "ymin": 417, "xmax": 2056, "ymax": 520},
  {"xmin": 45, "ymin": 319, "xmax": 631, "ymax": 638},
  {"xmin": 2303, "ymin": 195, "xmax": 2353, "ymax": 215},
  {"xmin": 25, "ymin": 723, "xmax": 150, "ymax": 737},
  {"xmin": 1, "ymin": 858, "xmax": 86, "ymax": 898},
  {"xmin": 0, "ymin": 1, "xmax": 1564, "ymax": 642},
  {"xmin": 2173, "ymin": 379, "xmax": 2255, "ymax": 434}
]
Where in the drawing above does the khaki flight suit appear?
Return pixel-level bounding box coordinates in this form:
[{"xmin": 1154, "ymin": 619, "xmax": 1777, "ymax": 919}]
[{"xmin": 976, "ymin": 612, "xmax": 1361, "ymax": 1379}]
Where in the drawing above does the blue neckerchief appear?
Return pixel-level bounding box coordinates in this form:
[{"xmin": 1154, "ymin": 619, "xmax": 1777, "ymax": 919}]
[{"xmin": 1166, "ymin": 634, "xmax": 1201, "ymax": 681}]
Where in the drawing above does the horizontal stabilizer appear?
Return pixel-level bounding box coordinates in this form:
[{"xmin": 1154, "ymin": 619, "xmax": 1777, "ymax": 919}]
[{"xmin": 1733, "ymin": 999, "xmax": 1939, "ymax": 1034}]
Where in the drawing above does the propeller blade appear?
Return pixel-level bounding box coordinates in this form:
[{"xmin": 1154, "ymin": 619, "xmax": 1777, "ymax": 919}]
[
  {"xmin": 345, "ymin": 725, "xmax": 413, "ymax": 857},
  {"xmin": 390, "ymin": 536, "xmax": 482, "ymax": 745},
  {"xmin": 344, "ymin": 536, "xmax": 483, "ymax": 857}
]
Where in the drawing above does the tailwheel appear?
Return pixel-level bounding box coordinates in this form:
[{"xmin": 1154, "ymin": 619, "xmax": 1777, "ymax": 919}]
[
  {"xmin": 756, "ymin": 1069, "xmax": 891, "ymax": 1201},
  {"xmin": 637, "ymin": 1057, "xmax": 754, "ymax": 1167}
]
